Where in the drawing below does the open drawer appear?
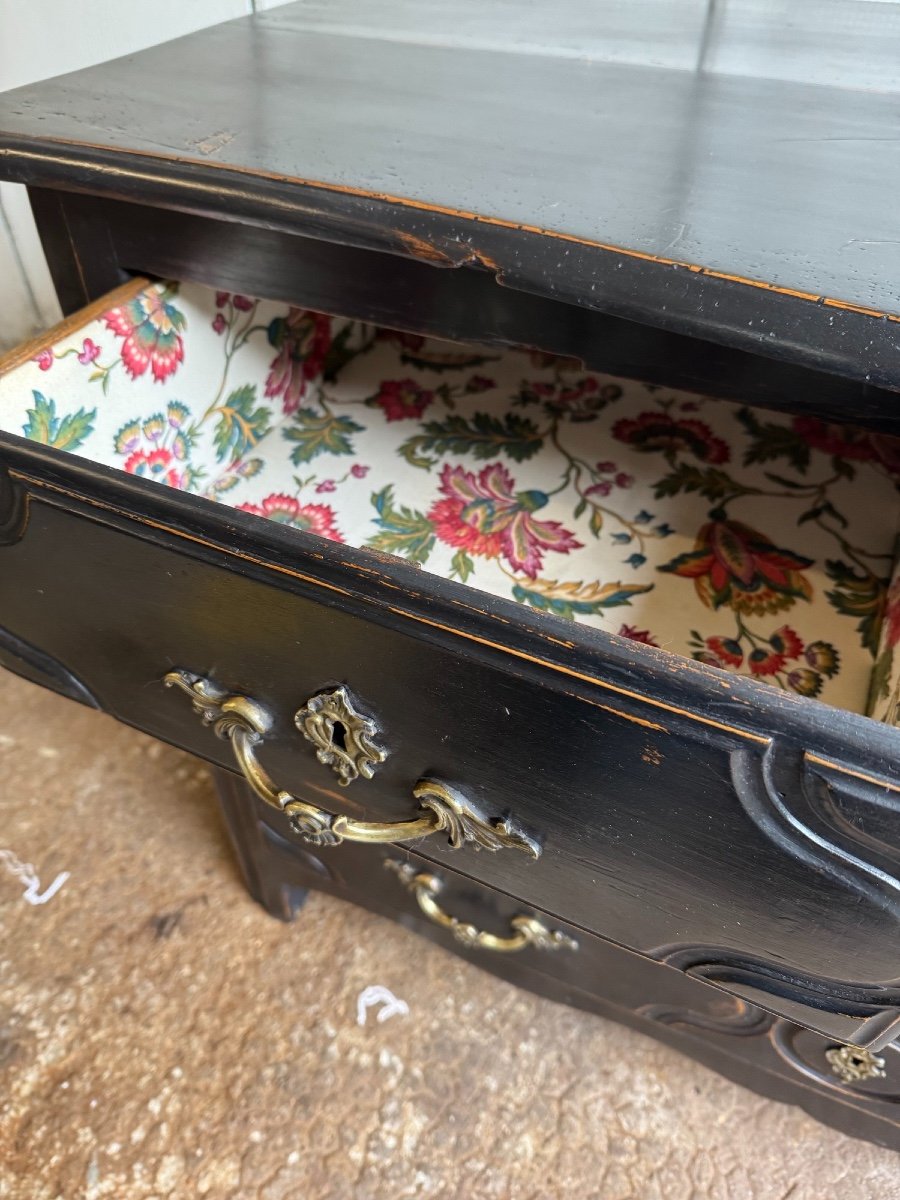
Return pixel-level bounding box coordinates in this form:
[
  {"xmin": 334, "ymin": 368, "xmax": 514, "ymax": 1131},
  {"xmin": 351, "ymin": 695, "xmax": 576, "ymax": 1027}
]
[{"xmin": 1, "ymin": 277, "xmax": 898, "ymax": 1046}]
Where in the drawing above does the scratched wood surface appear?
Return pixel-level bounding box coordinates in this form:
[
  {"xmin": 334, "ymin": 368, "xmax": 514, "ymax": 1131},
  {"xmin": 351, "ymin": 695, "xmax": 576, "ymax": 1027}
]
[
  {"xmin": 2, "ymin": 436, "xmax": 899, "ymax": 1051},
  {"xmin": 217, "ymin": 771, "xmax": 900, "ymax": 1152},
  {"xmin": 1, "ymin": 0, "xmax": 898, "ymax": 312},
  {"xmin": 2, "ymin": 0, "xmax": 900, "ymax": 1115},
  {"xmin": 2, "ymin": 1, "xmax": 900, "ymax": 411}
]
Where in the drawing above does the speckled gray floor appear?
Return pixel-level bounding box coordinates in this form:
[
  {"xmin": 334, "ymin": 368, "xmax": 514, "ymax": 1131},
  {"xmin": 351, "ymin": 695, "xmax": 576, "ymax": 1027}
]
[{"xmin": 2, "ymin": 669, "xmax": 899, "ymax": 1199}]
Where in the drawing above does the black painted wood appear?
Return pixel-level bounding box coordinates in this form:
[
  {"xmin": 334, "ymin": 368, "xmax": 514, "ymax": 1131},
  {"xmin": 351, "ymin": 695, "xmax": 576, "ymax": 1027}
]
[
  {"xmin": 2, "ymin": 3, "xmax": 900, "ymax": 1148},
  {"xmin": 216, "ymin": 768, "xmax": 900, "ymax": 1152},
  {"xmin": 27, "ymin": 189, "xmax": 95, "ymax": 315},
  {"xmin": 2, "ymin": 6, "xmax": 900, "ymax": 424},
  {"xmin": 31, "ymin": 190, "xmax": 899, "ymax": 433},
  {"xmin": 1, "ymin": 435, "xmax": 897, "ymax": 1049},
  {"xmin": 0, "ymin": 624, "xmax": 99, "ymax": 708}
]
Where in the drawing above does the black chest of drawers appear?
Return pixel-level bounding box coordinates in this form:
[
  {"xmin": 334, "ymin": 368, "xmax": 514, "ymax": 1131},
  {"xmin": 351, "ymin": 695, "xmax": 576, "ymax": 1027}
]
[{"xmin": 1, "ymin": 3, "xmax": 899, "ymax": 1149}]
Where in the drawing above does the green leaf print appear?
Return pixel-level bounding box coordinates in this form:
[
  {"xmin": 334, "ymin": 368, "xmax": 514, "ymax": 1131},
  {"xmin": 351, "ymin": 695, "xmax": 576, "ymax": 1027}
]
[
  {"xmin": 450, "ymin": 549, "xmax": 475, "ymax": 582},
  {"xmin": 321, "ymin": 323, "xmax": 372, "ymax": 381},
  {"xmin": 367, "ymin": 486, "xmax": 435, "ymax": 564},
  {"xmin": 825, "ymin": 560, "xmax": 887, "ymax": 655},
  {"xmin": 737, "ymin": 407, "xmax": 811, "ymax": 471},
  {"xmin": 653, "ymin": 463, "xmax": 754, "ymax": 503},
  {"xmin": 22, "ymin": 391, "xmax": 95, "ymax": 451},
  {"xmin": 212, "ymin": 385, "xmax": 271, "ymax": 462},
  {"xmin": 398, "ymin": 412, "xmax": 543, "ymax": 470},
  {"xmin": 283, "ymin": 408, "xmax": 363, "ymax": 464},
  {"xmin": 512, "ymin": 576, "xmax": 654, "ymax": 620}
]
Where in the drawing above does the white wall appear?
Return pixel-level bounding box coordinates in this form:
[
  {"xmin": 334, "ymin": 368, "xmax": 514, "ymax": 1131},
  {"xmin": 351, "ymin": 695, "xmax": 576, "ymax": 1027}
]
[{"xmin": 0, "ymin": 0, "xmax": 291, "ymax": 348}]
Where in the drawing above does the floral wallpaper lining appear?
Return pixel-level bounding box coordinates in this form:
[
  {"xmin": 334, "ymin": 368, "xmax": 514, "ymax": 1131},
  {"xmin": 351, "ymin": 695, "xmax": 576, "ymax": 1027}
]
[
  {"xmin": 869, "ymin": 548, "xmax": 900, "ymax": 724},
  {"xmin": 1, "ymin": 279, "xmax": 898, "ymax": 721}
]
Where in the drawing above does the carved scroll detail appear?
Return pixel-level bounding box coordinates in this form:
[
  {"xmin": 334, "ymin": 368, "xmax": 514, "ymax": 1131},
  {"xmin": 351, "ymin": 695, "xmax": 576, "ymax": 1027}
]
[{"xmin": 638, "ymin": 998, "xmax": 773, "ymax": 1038}]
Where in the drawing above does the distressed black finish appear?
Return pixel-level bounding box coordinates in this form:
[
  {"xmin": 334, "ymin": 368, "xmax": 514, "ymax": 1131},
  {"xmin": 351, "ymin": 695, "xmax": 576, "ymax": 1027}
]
[
  {"xmin": 217, "ymin": 769, "xmax": 900, "ymax": 1151},
  {"xmin": 1, "ymin": 1, "xmax": 900, "ymax": 1149},
  {"xmin": 0, "ymin": 624, "xmax": 98, "ymax": 708},
  {"xmin": 23, "ymin": 190, "xmax": 900, "ymax": 433},
  {"xmin": 3, "ymin": 5, "xmax": 900, "ymax": 425},
  {"xmin": 1, "ymin": 437, "xmax": 898, "ymax": 1052}
]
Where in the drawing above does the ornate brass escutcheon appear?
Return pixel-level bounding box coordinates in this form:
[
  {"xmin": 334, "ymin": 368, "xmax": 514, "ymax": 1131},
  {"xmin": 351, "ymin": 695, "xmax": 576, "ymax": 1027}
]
[
  {"xmin": 294, "ymin": 685, "xmax": 386, "ymax": 786},
  {"xmin": 164, "ymin": 669, "xmax": 539, "ymax": 857},
  {"xmin": 825, "ymin": 1044, "xmax": 887, "ymax": 1085},
  {"xmin": 385, "ymin": 860, "xmax": 576, "ymax": 953}
]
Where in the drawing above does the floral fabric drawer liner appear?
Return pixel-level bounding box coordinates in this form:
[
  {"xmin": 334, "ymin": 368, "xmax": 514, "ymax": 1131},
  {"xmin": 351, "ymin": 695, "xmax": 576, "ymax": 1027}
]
[{"xmin": 1, "ymin": 278, "xmax": 898, "ymax": 721}]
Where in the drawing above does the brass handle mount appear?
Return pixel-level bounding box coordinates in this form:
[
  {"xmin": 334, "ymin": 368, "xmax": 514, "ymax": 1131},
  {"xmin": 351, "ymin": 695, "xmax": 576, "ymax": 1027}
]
[
  {"xmin": 386, "ymin": 861, "xmax": 577, "ymax": 954},
  {"xmin": 164, "ymin": 670, "xmax": 539, "ymax": 857},
  {"xmin": 825, "ymin": 1045, "xmax": 887, "ymax": 1085}
]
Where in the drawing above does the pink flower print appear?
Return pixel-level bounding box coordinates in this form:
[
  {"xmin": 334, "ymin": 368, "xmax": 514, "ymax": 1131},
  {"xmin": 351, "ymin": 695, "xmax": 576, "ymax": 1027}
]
[
  {"xmin": 465, "ymin": 375, "xmax": 496, "ymax": 394},
  {"xmin": 237, "ymin": 493, "xmax": 344, "ymax": 541},
  {"xmin": 123, "ymin": 447, "xmax": 185, "ymax": 489},
  {"xmin": 615, "ymin": 472, "xmax": 634, "ymax": 488},
  {"xmin": 618, "ymin": 624, "xmax": 660, "ymax": 646},
  {"xmin": 595, "ymin": 461, "xmax": 616, "ymax": 473},
  {"xmin": 77, "ymin": 338, "xmax": 101, "ymax": 365},
  {"xmin": 372, "ymin": 379, "xmax": 434, "ymax": 422},
  {"xmin": 585, "ymin": 481, "xmax": 613, "ymax": 498},
  {"xmin": 428, "ymin": 462, "xmax": 582, "ymax": 579},
  {"xmin": 104, "ymin": 286, "xmax": 186, "ymax": 383},
  {"xmin": 885, "ymin": 576, "xmax": 900, "ymax": 649},
  {"xmin": 265, "ymin": 309, "xmax": 333, "ymax": 414},
  {"xmin": 316, "ymin": 479, "xmax": 337, "ymax": 493},
  {"xmin": 34, "ymin": 349, "xmax": 53, "ymax": 371},
  {"xmin": 212, "ymin": 313, "xmax": 227, "ymax": 335},
  {"xmin": 350, "ymin": 464, "xmax": 369, "ymax": 479},
  {"xmin": 214, "ymin": 291, "xmax": 252, "ymax": 311}
]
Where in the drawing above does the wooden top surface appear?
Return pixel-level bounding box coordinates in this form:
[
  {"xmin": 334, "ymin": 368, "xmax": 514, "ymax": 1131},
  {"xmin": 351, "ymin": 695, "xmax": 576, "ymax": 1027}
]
[{"xmin": 2, "ymin": 1, "xmax": 900, "ymax": 383}]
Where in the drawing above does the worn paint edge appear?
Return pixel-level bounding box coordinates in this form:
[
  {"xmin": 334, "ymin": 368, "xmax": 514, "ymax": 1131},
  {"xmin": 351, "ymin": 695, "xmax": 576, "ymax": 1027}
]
[
  {"xmin": 805, "ymin": 753, "xmax": 899, "ymax": 795},
  {"xmin": 4, "ymin": 141, "xmax": 900, "ymax": 327},
  {"xmin": 7, "ymin": 468, "xmax": 780, "ymax": 743}
]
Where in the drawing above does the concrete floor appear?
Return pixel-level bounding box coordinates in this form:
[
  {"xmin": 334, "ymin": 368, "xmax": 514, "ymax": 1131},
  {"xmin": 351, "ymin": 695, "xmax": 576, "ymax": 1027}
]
[{"xmin": 1, "ymin": 668, "xmax": 899, "ymax": 1200}]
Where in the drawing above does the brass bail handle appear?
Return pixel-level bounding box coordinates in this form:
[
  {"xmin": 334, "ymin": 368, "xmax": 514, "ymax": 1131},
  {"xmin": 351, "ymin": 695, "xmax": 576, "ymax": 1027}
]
[
  {"xmin": 164, "ymin": 670, "xmax": 539, "ymax": 857},
  {"xmin": 385, "ymin": 861, "xmax": 577, "ymax": 954}
]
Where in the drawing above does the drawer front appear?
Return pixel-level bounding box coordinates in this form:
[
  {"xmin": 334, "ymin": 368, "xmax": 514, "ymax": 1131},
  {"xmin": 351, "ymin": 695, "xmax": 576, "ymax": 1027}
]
[
  {"xmin": 1, "ymin": 441, "xmax": 900, "ymax": 1046},
  {"xmin": 245, "ymin": 818, "xmax": 900, "ymax": 1144}
]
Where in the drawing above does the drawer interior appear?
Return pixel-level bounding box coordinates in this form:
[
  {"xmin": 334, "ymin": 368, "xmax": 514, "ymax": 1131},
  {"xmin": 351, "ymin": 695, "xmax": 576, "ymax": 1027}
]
[{"xmin": 1, "ymin": 276, "xmax": 897, "ymax": 724}]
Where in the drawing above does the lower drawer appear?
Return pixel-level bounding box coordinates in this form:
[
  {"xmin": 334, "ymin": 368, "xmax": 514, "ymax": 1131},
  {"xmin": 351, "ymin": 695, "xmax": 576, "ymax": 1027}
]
[
  {"xmin": 218, "ymin": 771, "xmax": 900, "ymax": 1151},
  {"xmin": 1, "ymin": 279, "xmax": 899, "ymax": 1048}
]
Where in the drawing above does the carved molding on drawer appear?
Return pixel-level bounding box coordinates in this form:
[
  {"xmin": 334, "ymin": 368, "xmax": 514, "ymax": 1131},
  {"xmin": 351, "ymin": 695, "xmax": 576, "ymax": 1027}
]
[
  {"xmin": 650, "ymin": 941, "xmax": 900, "ymax": 1050},
  {"xmin": 643, "ymin": 998, "xmax": 900, "ymax": 1099},
  {"xmin": 730, "ymin": 743, "xmax": 900, "ymax": 918},
  {"xmin": 0, "ymin": 624, "xmax": 99, "ymax": 708},
  {"xmin": 638, "ymin": 997, "xmax": 774, "ymax": 1038},
  {"xmin": 0, "ymin": 463, "xmax": 28, "ymax": 544},
  {"xmin": 803, "ymin": 756, "xmax": 900, "ymax": 878},
  {"xmin": 770, "ymin": 1021, "xmax": 900, "ymax": 1101}
]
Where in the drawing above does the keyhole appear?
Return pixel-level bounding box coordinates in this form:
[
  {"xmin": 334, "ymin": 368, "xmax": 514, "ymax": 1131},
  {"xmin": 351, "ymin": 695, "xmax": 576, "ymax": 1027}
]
[{"xmin": 331, "ymin": 720, "xmax": 348, "ymax": 752}]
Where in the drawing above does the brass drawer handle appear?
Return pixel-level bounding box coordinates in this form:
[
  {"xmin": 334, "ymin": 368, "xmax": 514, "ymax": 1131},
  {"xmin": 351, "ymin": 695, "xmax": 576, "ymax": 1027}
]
[
  {"xmin": 386, "ymin": 861, "xmax": 577, "ymax": 954},
  {"xmin": 165, "ymin": 670, "xmax": 539, "ymax": 857}
]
